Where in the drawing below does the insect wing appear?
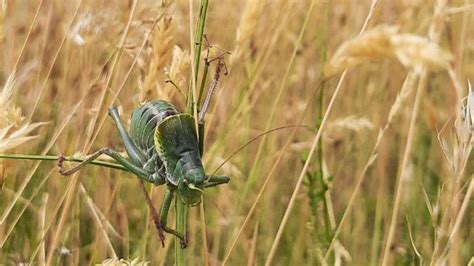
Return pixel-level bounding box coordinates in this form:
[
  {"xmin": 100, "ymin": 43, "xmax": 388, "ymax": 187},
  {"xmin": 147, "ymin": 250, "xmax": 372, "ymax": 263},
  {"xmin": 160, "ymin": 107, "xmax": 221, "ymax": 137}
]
[{"xmin": 154, "ymin": 114, "xmax": 199, "ymax": 185}]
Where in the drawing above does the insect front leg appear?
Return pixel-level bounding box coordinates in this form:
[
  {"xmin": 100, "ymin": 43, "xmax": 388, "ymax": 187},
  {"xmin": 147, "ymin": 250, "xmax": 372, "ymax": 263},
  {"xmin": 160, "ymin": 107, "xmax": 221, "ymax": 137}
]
[
  {"xmin": 58, "ymin": 147, "xmax": 149, "ymax": 180},
  {"xmin": 204, "ymin": 175, "xmax": 230, "ymax": 188},
  {"xmin": 160, "ymin": 189, "xmax": 187, "ymax": 248}
]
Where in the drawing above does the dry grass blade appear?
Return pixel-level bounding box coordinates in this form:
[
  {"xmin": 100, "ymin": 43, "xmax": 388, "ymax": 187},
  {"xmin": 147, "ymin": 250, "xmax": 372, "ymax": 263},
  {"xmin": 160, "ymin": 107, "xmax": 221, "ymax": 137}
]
[
  {"xmin": 438, "ymin": 176, "xmax": 474, "ymax": 260},
  {"xmin": 406, "ymin": 216, "xmax": 423, "ymax": 263},
  {"xmin": 247, "ymin": 221, "xmax": 259, "ymax": 266},
  {"xmin": 38, "ymin": 193, "xmax": 48, "ymax": 266},
  {"xmin": 0, "ymin": 0, "xmax": 5, "ymax": 43}
]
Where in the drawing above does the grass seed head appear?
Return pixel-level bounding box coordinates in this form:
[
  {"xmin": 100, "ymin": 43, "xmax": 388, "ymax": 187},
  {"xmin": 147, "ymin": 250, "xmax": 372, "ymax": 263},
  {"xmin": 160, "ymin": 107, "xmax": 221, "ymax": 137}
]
[
  {"xmin": 230, "ymin": 0, "xmax": 266, "ymax": 65},
  {"xmin": 99, "ymin": 257, "xmax": 149, "ymax": 266},
  {"xmin": 325, "ymin": 24, "xmax": 452, "ymax": 76},
  {"xmin": 140, "ymin": 16, "xmax": 175, "ymax": 102},
  {"xmin": 0, "ymin": 74, "xmax": 47, "ymax": 152}
]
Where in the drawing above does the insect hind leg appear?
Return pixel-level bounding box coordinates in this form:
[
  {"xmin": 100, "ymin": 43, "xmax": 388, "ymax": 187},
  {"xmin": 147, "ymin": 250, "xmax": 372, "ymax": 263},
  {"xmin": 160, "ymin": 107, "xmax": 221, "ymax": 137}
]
[
  {"xmin": 138, "ymin": 179, "xmax": 166, "ymax": 247},
  {"xmin": 108, "ymin": 107, "xmax": 146, "ymax": 166}
]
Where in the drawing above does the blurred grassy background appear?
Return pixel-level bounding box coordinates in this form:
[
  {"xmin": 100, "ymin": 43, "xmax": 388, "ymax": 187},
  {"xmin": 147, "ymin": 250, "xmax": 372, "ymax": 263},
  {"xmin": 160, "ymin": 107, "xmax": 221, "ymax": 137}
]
[{"xmin": 0, "ymin": 0, "xmax": 473, "ymax": 265}]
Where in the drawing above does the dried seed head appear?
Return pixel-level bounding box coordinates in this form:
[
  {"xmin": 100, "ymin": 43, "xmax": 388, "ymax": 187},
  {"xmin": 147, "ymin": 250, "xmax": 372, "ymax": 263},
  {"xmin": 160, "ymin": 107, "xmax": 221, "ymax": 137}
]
[
  {"xmin": 164, "ymin": 45, "xmax": 190, "ymax": 98},
  {"xmin": 69, "ymin": 12, "xmax": 93, "ymax": 46},
  {"xmin": 0, "ymin": 74, "xmax": 20, "ymax": 128},
  {"xmin": 230, "ymin": 0, "xmax": 266, "ymax": 65},
  {"xmin": 325, "ymin": 25, "xmax": 452, "ymax": 76},
  {"xmin": 327, "ymin": 116, "xmax": 374, "ymax": 133},
  {"xmin": 391, "ymin": 34, "xmax": 452, "ymax": 72},
  {"xmin": 139, "ymin": 17, "xmax": 175, "ymax": 102},
  {"xmin": 325, "ymin": 25, "xmax": 398, "ymax": 76},
  {"xmin": 440, "ymin": 81, "xmax": 473, "ymax": 173},
  {"xmin": 457, "ymin": 81, "xmax": 474, "ymax": 146},
  {"xmin": 0, "ymin": 74, "xmax": 48, "ymax": 152},
  {"xmin": 463, "ymin": 81, "xmax": 474, "ymax": 129}
]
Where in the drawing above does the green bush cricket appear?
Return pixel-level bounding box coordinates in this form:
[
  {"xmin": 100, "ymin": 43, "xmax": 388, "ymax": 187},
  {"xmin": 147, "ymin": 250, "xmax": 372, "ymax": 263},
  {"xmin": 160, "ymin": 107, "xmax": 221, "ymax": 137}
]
[{"xmin": 58, "ymin": 100, "xmax": 230, "ymax": 248}]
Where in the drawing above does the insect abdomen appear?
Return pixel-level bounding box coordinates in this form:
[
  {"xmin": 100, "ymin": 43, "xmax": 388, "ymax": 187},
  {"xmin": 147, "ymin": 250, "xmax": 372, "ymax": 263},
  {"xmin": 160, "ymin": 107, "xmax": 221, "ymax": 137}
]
[{"xmin": 129, "ymin": 100, "xmax": 179, "ymax": 154}]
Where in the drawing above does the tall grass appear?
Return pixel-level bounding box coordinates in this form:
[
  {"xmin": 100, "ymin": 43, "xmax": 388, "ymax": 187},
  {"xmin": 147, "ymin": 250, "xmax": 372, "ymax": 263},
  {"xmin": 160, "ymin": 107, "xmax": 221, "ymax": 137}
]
[{"xmin": 0, "ymin": 0, "xmax": 473, "ymax": 265}]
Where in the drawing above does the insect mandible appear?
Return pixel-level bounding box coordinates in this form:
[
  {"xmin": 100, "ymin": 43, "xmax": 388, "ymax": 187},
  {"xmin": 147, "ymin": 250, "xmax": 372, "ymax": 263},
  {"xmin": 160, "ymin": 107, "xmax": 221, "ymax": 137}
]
[{"xmin": 58, "ymin": 100, "xmax": 230, "ymax": 247}]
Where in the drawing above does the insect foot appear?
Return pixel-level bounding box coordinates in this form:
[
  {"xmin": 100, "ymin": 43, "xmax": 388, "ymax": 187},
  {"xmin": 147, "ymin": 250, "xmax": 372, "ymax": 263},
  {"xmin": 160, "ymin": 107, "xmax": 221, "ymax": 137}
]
[
  {"xmin": 153, "ymin": 219, "xmax": 166, "ymax": 247},
  {"xmin": 57, "ymin": 153, "xmax": 67, "ymax": 176},
  {"xmin": 180, "ymin": 235, "xmax": 188, "ymax": 249}
]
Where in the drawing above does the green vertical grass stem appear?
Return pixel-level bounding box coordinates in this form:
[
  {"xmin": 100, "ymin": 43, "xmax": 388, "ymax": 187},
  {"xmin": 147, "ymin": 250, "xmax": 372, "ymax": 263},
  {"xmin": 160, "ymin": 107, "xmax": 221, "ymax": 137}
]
[{"xmin": 175, "ymin": 196, "xmax": 188, "ymax": 266}]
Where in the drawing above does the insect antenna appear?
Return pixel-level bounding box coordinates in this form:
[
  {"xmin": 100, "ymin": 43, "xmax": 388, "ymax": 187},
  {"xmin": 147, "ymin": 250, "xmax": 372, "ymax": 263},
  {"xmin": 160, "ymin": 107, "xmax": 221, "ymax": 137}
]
[
  {"xmin": 202, "ymin": 121, "xmax": 313, "ymax": 224},
  {"xmin": 165, "ymin": 74, "xmax": 186, "ymax": 98},
  {"xmin": 209, "ymin": 76, "xmax": 332, "ymax": 177},
  {"xmin": 202, "ymin": 196, "xmax": 230, "ymax": 224},
  {"xmin": 209, "ymin": 125, "xmax": 315, "ymax": 177}
]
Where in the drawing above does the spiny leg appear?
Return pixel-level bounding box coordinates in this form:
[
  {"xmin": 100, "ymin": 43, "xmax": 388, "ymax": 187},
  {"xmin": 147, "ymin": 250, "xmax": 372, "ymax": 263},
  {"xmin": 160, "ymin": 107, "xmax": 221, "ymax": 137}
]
[
  {"xmin": 204, "ymin": 175, "xmax": 230, "ymax": 188},
  {"xmin": 160, "ymin": 189, "xmax": 187, "ymax": 248},
  {"xmin": 108, "ymin": 107, "xmax": 146, "ymax": 166},
  {"xmin": 58, "ymin": 147, "xmax": 149, "ymax": 179},
  {"xmin": 138, "ymin": 179, "xmax": 166, "ymax": 247}
]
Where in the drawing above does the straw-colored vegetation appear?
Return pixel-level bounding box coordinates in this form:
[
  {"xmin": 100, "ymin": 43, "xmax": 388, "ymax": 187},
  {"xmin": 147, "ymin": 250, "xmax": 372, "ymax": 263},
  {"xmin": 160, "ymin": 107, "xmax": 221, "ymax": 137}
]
[{"xmin": 0, "ymin": 0, "xmax": 473, "ymax": 265}]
